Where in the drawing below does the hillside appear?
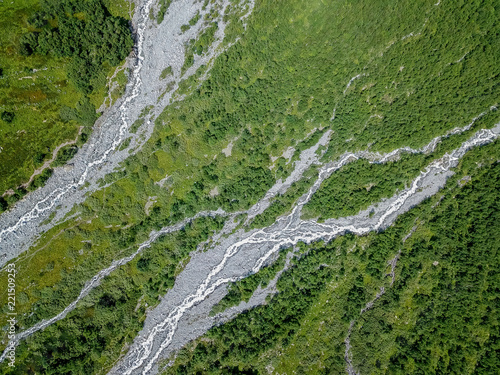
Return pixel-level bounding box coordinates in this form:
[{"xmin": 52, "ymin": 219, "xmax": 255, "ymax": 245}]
[{"xmin": 0, "ymin": 0, "xmax": 498, "ymax": 374}]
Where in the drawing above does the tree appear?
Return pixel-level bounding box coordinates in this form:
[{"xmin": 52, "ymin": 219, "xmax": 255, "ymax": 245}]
[
  {"xmin": 0, "ymin": 197, "xmax": 8, "ymax": 212},
  {"xmin": 1, "ymin": 111, "xmax": 14, "ymax": 123}
]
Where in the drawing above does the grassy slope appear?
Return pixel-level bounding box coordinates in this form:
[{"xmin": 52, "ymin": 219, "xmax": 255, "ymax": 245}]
[{"xmin": 0, "ymin": 0, "xmax": 498, "ymax": 372}]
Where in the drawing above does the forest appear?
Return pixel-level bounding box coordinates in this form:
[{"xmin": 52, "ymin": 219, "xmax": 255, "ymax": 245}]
[{"xmin": 20, "ymin": 0, "xmax": 133, "ymax": 94}]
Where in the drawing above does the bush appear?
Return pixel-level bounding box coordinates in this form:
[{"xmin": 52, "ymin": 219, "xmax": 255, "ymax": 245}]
[
  {"xmin": 21, "ymin": 0, "xmax": 133, "ymax": 95},
  {"xmin": 52, "ymin": 146, "xmax": 78, "ymax": 167},
  {"xmin": 1, "ymin": 111, "xmax": 15, "ymax": 123},
  {"xmin": 29, "ymin": 168, "xmax": 53, "ymax": 191},
  {"xmin": 33, "ymin": 152, "xmax": 47, "ymax": 165},
  {"xmin": 0, "ymin": 197, "xmax": 8, "ymax": 212}
]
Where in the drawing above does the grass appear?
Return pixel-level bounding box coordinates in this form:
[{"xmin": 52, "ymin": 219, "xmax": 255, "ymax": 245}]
[
  {"xmin": 103, "ymin": 0, "xmax": 134, "ymax": 20},
  {"xmin": 0, "ymin": 0, "xmax": 80, "ymax": 193},
  {"xmin": 109, "ymin": 68, "xmax": 129, "ymax": 105},
  {"xmin": 156, "ymin": 0, "xmax": 172, "ymax": 24},
  {"xmin": 181, "ymin": 11, "xmax": 201, "ymax": 33},
  {"xmin": 159, "ymin": 66, "xmax": 173, "ymax": 80}
]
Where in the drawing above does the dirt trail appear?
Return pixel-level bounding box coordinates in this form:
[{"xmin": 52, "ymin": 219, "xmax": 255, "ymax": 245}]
[
  {"xmin": 1, "ymin": 128, "xmax": 82, "ymax": 198},
  {"xmin": 21, "ymin": 127, "xmax": 83, "ymax": 188}
]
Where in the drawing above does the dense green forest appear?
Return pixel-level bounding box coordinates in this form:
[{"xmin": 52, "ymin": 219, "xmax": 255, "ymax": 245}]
[
  {"xmin": 163, "ymin": 141, "xmax": 500, "ymax": 375},
  {"xmin": 20, "ymin": 0, "xmax": 133, "ymax": 94},
  {"xmin": 0, "ymin": 0, "xmax": 132, "ymax": 207}
]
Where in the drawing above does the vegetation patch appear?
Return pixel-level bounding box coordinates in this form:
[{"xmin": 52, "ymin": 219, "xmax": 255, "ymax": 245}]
[
  {"xmin": 51, "ymin": 145, "xmax": 78, "ymax": 167},
  {"xmin": 181, "ymin": 11, "xmax": 201, "ymax": 33},
  {"xmin": 181, "ymin": 22, "xmax": 219, "ymax": 75},
  {"xmin": 109, "ymin": 68, "xmax": 129, "ymax": 105},
  {"xmin": 6, "ymin": 216, "xmax": 225, "ymax": 374},
  {"xmin": 159, "ymin": 66, "xmax": 173, "ymax": 80},
  {"xmin": 20, "ymin": 0, "xmax": 133, "ymax": 94},
  {"xmin": 157, "ymin": 0, "xmax": 172, "ymax": 24}
]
